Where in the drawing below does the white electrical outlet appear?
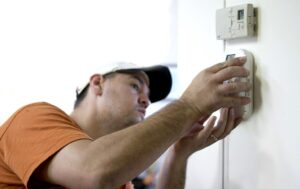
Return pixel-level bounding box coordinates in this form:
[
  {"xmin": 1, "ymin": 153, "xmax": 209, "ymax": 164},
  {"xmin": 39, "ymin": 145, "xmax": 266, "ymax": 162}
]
[
  {"xmin": 216, "ymin": 4, "xmax": 257, "ymax": 40},
  {"xmin": 225, "ymin": 49, "xmax": 254, "ymax": 119}
]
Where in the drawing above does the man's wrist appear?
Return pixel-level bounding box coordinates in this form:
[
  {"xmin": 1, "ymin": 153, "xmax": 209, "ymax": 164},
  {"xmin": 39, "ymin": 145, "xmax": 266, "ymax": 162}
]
[
  {"xmin": 176, "ymin": 98, "xmax": 207, "ymax": 122},
  {"xmin": 169, "ymin": 144, "xmax": 191, "ymax": 162}
]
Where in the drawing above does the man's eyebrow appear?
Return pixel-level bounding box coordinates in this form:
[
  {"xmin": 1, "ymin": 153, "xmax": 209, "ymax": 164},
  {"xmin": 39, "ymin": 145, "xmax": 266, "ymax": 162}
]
[{"xmin": 132, "ymin": 75, "xmax": 144, "ymax": 84}]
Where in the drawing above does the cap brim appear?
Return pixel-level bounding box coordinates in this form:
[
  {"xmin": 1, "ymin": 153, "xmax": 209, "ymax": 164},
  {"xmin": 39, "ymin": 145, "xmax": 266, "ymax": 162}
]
[{"xmin": 117, "ymin": 65, "xmax": 172, "ymax": 103}]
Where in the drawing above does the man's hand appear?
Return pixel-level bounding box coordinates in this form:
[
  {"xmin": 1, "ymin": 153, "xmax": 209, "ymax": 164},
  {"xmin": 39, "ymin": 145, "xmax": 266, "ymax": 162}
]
[
  {"xmin": 173, "ymin": 108, "xmax": 241, "ymax": 158},
  {"xmin": 180, "ymin": 57, "xmax": 251, "ymax": 117},
  {"xmin": 156, "ymin": 108, "xmax": 242, "ymax": 189}
]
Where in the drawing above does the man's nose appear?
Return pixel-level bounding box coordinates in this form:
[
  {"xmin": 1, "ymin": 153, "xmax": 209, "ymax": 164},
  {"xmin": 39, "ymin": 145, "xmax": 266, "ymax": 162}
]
[{"xmin": 139, "ymin": 93, "xmax": 150, "ymax": 109}]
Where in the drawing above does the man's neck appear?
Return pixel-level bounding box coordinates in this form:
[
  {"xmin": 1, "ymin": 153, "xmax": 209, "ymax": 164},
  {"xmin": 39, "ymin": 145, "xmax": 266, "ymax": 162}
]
[{"xmin": 70, "ymin": 104, "xmax": 121, "ymax": 139}]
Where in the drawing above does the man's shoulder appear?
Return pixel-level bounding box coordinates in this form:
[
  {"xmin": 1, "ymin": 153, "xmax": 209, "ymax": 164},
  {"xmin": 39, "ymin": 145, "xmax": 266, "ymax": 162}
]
[
  {"xmin": 0, "ymin": 102, "xmax": 80, "ymax": 138},
  {"xmin": 22, "ymin": 101, "xmax": 60, "ymax": 109},
  {"xmin": 19, "ymin": 102, "xmax": 66, "ymax": 115},
  {"xmin": 1, "ymin": 102, "xmax": 70, "ymax": 129}
]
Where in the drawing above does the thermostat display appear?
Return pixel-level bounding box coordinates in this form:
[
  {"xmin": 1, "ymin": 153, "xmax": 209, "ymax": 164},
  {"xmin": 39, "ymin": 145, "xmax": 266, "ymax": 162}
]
[{"xmin": 216, "ymin": 4, "xmax": 257, "ymax": 40}]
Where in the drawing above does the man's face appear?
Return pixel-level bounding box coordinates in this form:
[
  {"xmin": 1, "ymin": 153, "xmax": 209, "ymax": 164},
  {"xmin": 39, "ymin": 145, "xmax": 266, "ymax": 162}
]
[{"xmin": 100, "ymin": 71, "xmax": 150, "ymax": 129}]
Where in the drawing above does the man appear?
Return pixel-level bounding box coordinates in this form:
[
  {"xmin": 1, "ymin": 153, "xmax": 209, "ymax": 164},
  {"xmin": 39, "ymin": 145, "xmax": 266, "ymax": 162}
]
[{"xmin": 0, "ymin": 59, "xmax": 251, "ymax": 189}]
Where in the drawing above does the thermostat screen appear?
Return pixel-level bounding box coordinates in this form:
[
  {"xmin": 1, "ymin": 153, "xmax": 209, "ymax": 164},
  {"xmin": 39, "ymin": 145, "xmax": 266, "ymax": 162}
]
[
  {"xmin": 226, "ymin": 54, "xmax": 236, "ymax": 60},
  {"xmin": 238, "ymin": 9, "xmax": 244, "ymax": 20}
]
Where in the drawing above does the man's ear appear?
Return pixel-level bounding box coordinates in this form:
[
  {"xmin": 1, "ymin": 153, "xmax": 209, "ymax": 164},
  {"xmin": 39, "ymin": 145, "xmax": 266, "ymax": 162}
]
[{"xmin": 89, "ymin": 74, "xmax": 104, "ymax": 95}]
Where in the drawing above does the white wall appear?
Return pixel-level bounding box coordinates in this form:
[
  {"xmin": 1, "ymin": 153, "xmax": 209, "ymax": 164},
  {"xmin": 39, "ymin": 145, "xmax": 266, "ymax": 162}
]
[
  {"xmin": 178, "ymin": 0, "xmax": 300, "ymax": 188},
  {"xmin": 226, "ymin": 1, "xmax": 300, "ymax": 189},
  {"xmin": 0, "ymin": 0, "xmax": 176, "ymax": 123}
]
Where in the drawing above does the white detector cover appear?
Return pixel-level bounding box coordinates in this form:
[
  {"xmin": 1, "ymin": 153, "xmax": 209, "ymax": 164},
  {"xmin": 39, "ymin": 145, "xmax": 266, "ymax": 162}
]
[{"xmin": 224, "ymin": 49, "xmax": 253, "ymax": 120}]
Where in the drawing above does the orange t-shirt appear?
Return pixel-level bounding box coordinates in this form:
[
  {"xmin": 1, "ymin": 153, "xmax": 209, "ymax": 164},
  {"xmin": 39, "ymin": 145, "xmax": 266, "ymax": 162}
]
[
  {"xmin": 0, "ymin": 102, "xmax": 91, "ymax": 188},
  {"xmin": 0, "ymin": 102, "xmax": 133, "ymax": 189}
]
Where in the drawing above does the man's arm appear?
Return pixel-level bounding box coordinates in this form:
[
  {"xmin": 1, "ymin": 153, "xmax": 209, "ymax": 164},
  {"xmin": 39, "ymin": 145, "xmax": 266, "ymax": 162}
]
[
  {"xmin": 35, "ymin": 100, "xmax": 202, "ymax": 189},
  {"xmin": 156, "ymin": 108, "xmax": 240, "ymax": 189},
  {"xmin": 34, "ymin": 58, "xmax": 250, "ymax": 189},
  {"xmin": 156, "ymin": 146, "xmax": 189, "ymax": 189}
]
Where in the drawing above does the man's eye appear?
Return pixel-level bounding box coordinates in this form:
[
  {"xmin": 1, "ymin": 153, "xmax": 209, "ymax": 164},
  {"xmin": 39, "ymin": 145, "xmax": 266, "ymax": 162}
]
[{"xmin": 131, "ymin": 83, "xmax": 140, "ymax": 91}]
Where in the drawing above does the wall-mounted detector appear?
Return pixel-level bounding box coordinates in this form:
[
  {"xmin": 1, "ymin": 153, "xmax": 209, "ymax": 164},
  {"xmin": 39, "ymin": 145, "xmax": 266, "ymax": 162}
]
[{"xmin": 225, "ymin": 49, "xmax": 254, "ymax": 119}]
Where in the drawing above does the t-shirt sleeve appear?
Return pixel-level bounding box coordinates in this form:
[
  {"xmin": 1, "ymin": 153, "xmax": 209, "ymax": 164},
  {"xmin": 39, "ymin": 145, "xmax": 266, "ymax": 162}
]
[{"xmin": 1, "ymin": 102, "xmax": 91, "ymax": 187}]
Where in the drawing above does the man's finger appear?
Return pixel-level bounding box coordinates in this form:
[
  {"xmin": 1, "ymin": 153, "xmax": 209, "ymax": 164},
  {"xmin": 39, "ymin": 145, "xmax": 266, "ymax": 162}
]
[
  {"xmin": 220, "ymin": 108, "xmax": 235, "ymax": 139},
  {"xmin": 212, "ymin": 108, "xmax": 228, "ymax": 136},
  {"xmin": 217, "ymin": 82, "xmax": 252, "ymax": 95},
  {"xmin": 209, "ymin": 57, "xmax": 246, "ymax": 73},
  {"xmin": 214, "ymin": 66, "xmax": 249, "ymax": 82},
  {"xmin": 197, "ymin": 114, "xmax": 211, "ymax": 124},
  {"xmin": 222, "ymin": 96, "xmax": 251, "ymax": 107},
  {"xmin": 200, "ymin": 116, "xmax": 216, "ymax": 137}
]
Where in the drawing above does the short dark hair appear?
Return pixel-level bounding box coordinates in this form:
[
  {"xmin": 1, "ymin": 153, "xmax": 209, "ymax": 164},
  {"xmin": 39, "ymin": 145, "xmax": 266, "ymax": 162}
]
[{"xmin": 73, "ymin": 72, "xmax": 118, "ymax": 109}]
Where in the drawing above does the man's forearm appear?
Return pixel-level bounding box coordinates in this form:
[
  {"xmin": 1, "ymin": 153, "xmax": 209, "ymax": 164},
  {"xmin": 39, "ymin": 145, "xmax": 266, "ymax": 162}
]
[
  {"xmin": 156, "ymin": 146, "xmax": 188, "ymax": 189},
  {"xmin": 82, "ymin": 100, "xmax": 200, "ymax": 188}
]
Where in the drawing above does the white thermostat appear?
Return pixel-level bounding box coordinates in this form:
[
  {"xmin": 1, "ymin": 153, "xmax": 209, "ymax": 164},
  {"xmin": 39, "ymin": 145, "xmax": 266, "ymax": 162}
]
[
  {"xmin": 224, "ymin": 49, "xmax": 254, "ymax": 119},
  {"xmin": 216, "ymin": 4, "xmax": 257, "ymax": 40}
]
